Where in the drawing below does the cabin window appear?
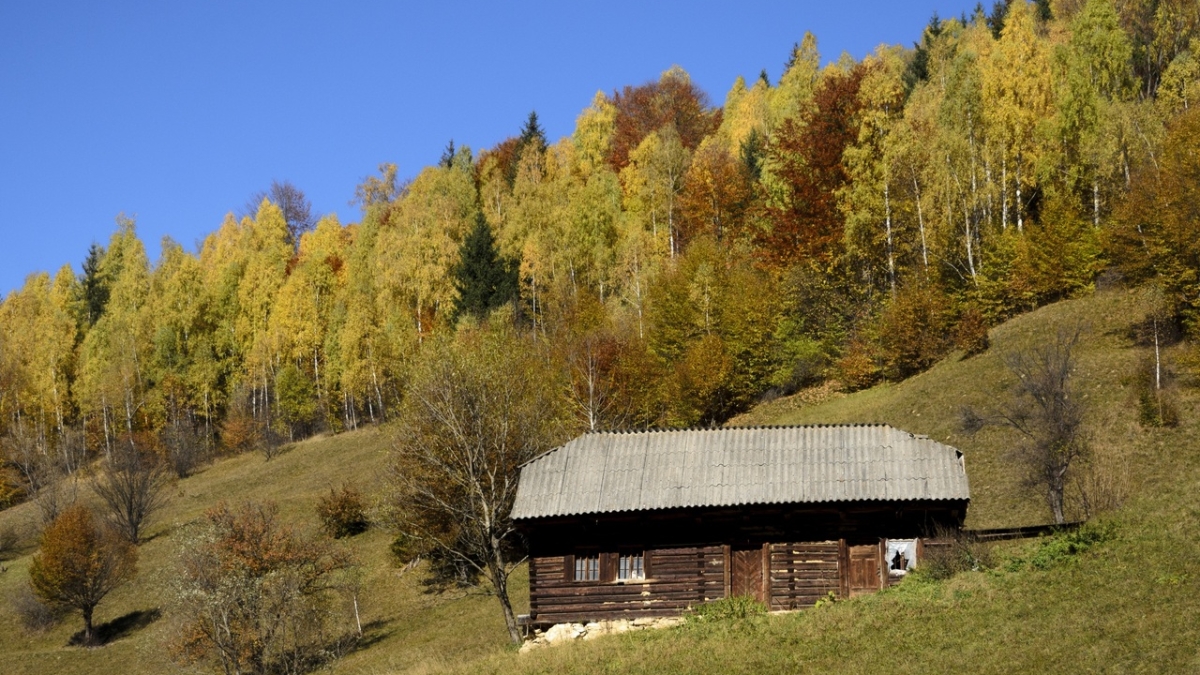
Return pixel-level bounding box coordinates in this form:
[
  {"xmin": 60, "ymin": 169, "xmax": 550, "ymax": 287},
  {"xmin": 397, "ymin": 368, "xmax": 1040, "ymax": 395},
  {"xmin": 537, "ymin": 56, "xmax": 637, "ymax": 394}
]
[
  {"xmin": 574, "ymin": 554, "xmax": 599, "ymax": 581},
  {"xmin": 618, "ymin": 553, "xmax": 645, "ymax": 580},
  {"xmin": 886, "ymin": 539, "xmax": 917, "ymax": 576}
]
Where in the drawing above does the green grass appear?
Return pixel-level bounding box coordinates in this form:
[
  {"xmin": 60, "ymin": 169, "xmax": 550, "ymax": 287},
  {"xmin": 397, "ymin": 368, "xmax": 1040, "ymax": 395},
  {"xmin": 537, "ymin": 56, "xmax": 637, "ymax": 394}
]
[{"xmin": 2, "ymin": 286, "xmax": 1199, "ymax": 674}]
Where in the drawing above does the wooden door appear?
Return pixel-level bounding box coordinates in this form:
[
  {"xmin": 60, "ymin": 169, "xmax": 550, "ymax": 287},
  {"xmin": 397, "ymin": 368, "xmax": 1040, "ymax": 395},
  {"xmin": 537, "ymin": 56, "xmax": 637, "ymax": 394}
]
[
  {"xmin": 847, "ymin": 544, "xmax": 882, "ymax": 597},
  {"xmin": 730, "ymin": 546, "xmax": 764, "ymax": 602}
]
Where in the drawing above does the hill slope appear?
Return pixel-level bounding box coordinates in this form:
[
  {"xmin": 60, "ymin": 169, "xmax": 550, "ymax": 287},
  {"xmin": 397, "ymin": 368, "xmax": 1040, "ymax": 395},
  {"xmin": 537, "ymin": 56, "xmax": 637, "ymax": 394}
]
[
  {"xmin": 1, "ymin": 286, "xmax": 1198, "ymax": 674},
  {"xmin": 0, "ymin": 429, "xmax": 526, "ymax": 674},
  {"xmin": 453, "ymin": 286, "xmax": 1200, "ymax": 674}
]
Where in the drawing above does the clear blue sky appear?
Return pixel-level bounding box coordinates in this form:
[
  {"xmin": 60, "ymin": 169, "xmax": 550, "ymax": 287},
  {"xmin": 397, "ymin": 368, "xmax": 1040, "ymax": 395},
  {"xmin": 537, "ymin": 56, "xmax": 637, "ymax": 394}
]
[{"xmin": 0, "ymin": 1, "xmax": 982, "ymax": 296}]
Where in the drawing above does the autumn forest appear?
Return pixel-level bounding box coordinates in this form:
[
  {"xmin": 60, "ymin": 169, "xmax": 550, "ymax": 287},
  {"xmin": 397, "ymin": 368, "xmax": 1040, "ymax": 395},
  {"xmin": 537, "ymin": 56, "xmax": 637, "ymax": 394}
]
[{"xmin": 2, "ymin": 0, "xmax": 1200, "ymax": 508}]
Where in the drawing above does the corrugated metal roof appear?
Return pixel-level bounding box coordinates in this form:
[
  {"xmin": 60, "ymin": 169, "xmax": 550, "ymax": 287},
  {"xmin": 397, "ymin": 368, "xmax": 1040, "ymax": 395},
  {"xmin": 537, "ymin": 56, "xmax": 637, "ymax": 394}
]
[{"xmin": 511, "ymin": 425, "xmax": 969, "ymax": 520}]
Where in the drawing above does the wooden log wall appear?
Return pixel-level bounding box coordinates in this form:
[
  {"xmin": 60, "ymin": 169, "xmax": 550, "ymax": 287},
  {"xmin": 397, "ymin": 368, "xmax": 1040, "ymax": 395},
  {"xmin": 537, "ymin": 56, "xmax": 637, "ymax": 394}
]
[
  {"xmin": 766, "ymin": 541, "xmax": 841, "ymax": 610},
  {"xmin": 530, "ymin": 545, "xmax": 725, "ymax": 624}
]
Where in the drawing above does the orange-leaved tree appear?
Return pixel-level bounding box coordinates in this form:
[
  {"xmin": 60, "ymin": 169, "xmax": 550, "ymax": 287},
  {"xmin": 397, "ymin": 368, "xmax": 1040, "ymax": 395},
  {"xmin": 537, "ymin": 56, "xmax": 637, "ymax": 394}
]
[
  {"xmin": 174, "ymin": 501, "xmax": 358, "ymax": 674},
  {"xmin": 28, "ymin": 505, "xmax": 137, "ymax": 645}
]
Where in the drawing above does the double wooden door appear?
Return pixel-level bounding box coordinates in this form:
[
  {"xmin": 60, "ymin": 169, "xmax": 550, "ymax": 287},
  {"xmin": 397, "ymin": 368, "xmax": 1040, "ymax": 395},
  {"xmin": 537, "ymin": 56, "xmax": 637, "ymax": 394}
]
[{"xmin": 729, "ymin": 545, "xmax": 765, "ymax": 602}]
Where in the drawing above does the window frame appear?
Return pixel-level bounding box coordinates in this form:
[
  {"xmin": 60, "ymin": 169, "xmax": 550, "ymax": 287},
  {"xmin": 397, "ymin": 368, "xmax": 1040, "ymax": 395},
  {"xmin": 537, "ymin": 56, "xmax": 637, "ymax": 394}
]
[
  {"xmin": 617, "ymin": 551, "xmax": 646, "ymax": 581},
  {"xmin": 573, "ymin": 552, "xmax": 600, "ymax": 582},
  {"xmin": 565, "ymin": 549, "xmax": 650, "ymax": 584}
]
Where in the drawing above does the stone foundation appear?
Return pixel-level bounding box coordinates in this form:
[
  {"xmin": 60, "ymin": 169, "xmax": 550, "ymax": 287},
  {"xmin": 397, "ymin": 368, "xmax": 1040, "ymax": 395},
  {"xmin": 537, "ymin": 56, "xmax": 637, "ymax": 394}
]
[{"xmin": 519, "ymin": 617, "xmax": 685, "ymax": 653}]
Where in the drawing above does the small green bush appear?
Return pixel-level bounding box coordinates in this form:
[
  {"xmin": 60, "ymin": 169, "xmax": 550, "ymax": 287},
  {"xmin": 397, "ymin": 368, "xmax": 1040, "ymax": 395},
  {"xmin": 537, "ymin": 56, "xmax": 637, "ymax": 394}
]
[
  {"xmin": 316, "ymin": 484, "xmax": 369, "ymax": 538},
  {"xmin": 1006, "ymin": 522, "xmax": 1114, "ymax": 571},
  {"xmin": 1134, "ymin": 355, "xmax": 1180, "ymax": 428},
  {"xmin": 1028, "ymin": 524, "xmax": 1112, "ymax": 570},
  {"xmin": 686, "ymin": 595, "xmax": 767, "ymax": 624},
  {"xmin": 389, "ymin": 532, "xmax": 422, "ymax": 564}
]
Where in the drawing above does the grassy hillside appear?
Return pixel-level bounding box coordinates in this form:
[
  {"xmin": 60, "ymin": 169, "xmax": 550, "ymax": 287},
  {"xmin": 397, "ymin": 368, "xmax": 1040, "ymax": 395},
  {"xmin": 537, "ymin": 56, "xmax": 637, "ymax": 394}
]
[
  {"xmin": 0, "ymin": 428, "xmax": 526, "ymax": 674},
  {"xmin": 458, "ymin": 286, "xmax": 1200, "ymax": 674},
  {"xmin": 2, "ymin": 286, "xmax": 1198, "ymax": 674}
]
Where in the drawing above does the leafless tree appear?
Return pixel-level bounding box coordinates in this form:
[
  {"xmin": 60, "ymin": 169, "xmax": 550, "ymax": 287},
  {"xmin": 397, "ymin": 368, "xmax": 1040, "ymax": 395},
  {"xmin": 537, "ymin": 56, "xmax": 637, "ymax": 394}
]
[
  {"xmin": 160, "ymin": 423, "xmax": 206, "ymax": 478},
  {"xmin": 1, "ymin": 428, "xmax": 82, "ymax": 527},
  {"xmin": 245, "ymin": 179, "xmax": 317, "ymax": 247},
  {"xmin": 93, "ymin": 444, "xmax": 172, "ymax": 544},
  {"xmin": 564, "ymin": 330, "xmax": 630, "ymax": 431},
  {"xmin": 389, "ymin": 327, "xmax": 566, "ymax": 644},
  {"xmin": 962, "ymin": 327, "xmax": 1089, "ymax": 524}
]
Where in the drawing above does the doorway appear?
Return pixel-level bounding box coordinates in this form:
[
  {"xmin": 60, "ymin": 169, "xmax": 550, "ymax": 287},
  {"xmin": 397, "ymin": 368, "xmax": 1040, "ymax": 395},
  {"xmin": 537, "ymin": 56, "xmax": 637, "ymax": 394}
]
[
  {"xmin": 847, "ymin": 543, "xmax": 882, "ymax": 597},
  {"xmin": 729, "ymin": 545, "xmax": 765, "ymax": 602}
]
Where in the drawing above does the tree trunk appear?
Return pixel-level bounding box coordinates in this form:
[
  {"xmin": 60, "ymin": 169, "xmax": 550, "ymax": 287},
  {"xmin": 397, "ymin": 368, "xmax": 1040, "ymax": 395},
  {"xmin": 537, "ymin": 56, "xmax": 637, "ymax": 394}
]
[
  {"xmin": 911, "ymin": 174, "xmax": 929, "ymax": 275},
  {"xmin": 489, "ymin": 553, "xmax": 521, "ymax": 644},
  {"xmin": 1049, "ymin": 483, "xmax": 1066, "ymax": 525},
  {"xmin": 82, "ymin": 604, "xmax": 95, "ymax": 646},
  {"xmin": 1015, "ymin": 153, "xmax": 1023, "ymax": 233},
  {"xmin": 884, "ymin": 180, "xmax": 895, "ymax": 296},
  {"xmin": 1001, "ymin": 156, "xmax": 1008, "ymax": 230}
]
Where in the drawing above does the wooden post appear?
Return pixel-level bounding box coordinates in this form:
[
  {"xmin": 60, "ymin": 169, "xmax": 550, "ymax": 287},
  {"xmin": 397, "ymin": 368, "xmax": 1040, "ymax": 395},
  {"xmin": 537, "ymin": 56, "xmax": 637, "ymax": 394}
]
[
  {"xmin": 878, "ymin": 539, "xmax": 886, "ymax": 590},
  {"xmin": 722, "ymin": 544, "xmax": 731, "ymax": 598},
  {"xmin": 838, "ymin": 538, "xmax": 849, "ymax": 598},
  {"xmin": 761, "ymin": 542, "xmax": 770, "ymax": 606}
]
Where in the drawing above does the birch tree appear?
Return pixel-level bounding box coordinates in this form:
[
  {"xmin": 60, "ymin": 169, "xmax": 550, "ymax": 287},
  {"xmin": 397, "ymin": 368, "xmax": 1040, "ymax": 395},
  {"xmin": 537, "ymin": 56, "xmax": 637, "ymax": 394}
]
[{"xmin": 389, "ymin": 325, "xmax": 565, "ymax": 644}]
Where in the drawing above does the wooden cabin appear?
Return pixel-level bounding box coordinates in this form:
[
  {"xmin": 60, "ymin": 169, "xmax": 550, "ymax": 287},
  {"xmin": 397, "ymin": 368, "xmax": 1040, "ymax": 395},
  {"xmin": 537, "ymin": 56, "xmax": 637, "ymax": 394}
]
[{"xmin": 511, "ymin": 425, "xmax": 970, "ymax": 626}]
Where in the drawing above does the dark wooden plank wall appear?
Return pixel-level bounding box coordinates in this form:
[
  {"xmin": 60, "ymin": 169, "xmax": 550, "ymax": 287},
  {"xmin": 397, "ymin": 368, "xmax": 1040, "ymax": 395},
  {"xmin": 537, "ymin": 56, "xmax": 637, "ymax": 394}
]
[
  {"xmin": 530, "ymin": 546, "xmax": 725, "ymax": 624},
  {"xmin": 767, "ymin": 541, "xmax": 840, "ymax": 610},
  {"xmin": 531, "ymin": 541, "xmax": 857, "ymax": 622}
]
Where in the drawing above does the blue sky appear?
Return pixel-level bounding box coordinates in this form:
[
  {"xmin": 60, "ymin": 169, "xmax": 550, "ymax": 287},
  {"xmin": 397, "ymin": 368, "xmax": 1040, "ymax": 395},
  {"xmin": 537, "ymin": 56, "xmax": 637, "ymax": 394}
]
[{"xmin": 0, "ymin": 1, "xmax": 983, "ymax": 296}]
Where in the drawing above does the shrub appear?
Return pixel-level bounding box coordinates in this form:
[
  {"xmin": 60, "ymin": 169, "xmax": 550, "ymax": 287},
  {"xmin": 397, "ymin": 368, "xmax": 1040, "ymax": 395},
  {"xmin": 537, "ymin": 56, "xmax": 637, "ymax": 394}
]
[
  {"xmin": 0, "ymin": 523, "xmax": 20, "ymax": 560},
  {"xmin": 954, "ymin": 306, "xmax": 990, "ymax": 357},
  {"xmin": 1027, "ymin": 523, "xmax": 1113, "ymax": 570},
  {"xmin": 316, "ymin": 484, "xmax": 369, "ymax": 538},
  {"xmin": 769, "ymin": 333, "xmax": 828, "ymax": 394},
  {"xmin": 218, "ymin": 411, "xmax": 257, "ymax": 455},
  {"xmin": 12, "ymin": 585, "xmax": 63, "ymax": 633},
  {"xmin": 1077, "ymin": 454, "xmax": 1130, "ymax": 519},
  {"xmin": 686, "ymin": 595, "xmax": 767, "ymax": 624},
  {"xmin": 914, "ymin": 528, "xmax": 993, "ymax": 581},
  {"xmin": 173, "ymin": 501, "xmax": 358, "ymax": 674},
  {"xmin": 876, "ymin": 284, "xmax": 953, "ymax": 380},
  {"xmin": 0, "ymin": 465, "xmax": 27, "ymax": 509},
  {"xmin": 160, "ymin": 425, "xmax": 207, "ymax": 478},
  {"xmin": 1133, "ymin": 354, "xmax": 1179, "ymax": 428},
  {"xmin": 390, "ymin": 532, "xmax": 422, "ymax": 564},
  {"xmin": 835, "ymin": 339, "xmax": 881, "ymax": 391}
]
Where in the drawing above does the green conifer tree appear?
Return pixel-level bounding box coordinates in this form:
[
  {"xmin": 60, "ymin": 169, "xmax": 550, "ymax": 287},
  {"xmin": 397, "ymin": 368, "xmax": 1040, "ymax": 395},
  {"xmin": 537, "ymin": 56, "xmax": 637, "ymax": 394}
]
[
  {"xmin": 452, "ymin": 214, "xmax": 518, "ymax": 321},
  {"xmin": 518, "ymin": 111, "xmax": 548, "ymax": 157},
  {"xmin": 80, "ymin": 243, "xmax": 109, "ymax": 327}
]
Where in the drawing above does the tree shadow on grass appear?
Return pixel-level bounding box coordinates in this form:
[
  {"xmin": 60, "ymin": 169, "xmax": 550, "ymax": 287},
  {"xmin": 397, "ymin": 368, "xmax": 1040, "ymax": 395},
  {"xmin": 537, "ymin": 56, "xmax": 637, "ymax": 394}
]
[
  {"xmin": 348, "ymin": 618, "xmax": 394, "ymax": 652},
  {"xmin": 68, "ymin": 608, "xmax": 162, "ymax": 647}
]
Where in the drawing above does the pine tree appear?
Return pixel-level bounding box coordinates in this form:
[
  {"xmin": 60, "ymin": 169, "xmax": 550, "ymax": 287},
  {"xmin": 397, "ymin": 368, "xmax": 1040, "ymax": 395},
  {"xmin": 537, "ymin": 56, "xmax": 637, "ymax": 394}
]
[
  {"xmin": 80, "ymin": 243, "xmax": 109, "ymax": 327},
  {"xmin": 440, "ymin": 140, "xmax": 457, "ymax": 169},
  {"xmin": 518, "ymin": 111, "xmax": 548, "ymax": 158},
  {"xmin": 904, "ymin": 13, "xmax": 943, "ymax": 94},
  {"xmin": 452, "ymin": 214, "xmax": 518, "ymax": 321}
]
